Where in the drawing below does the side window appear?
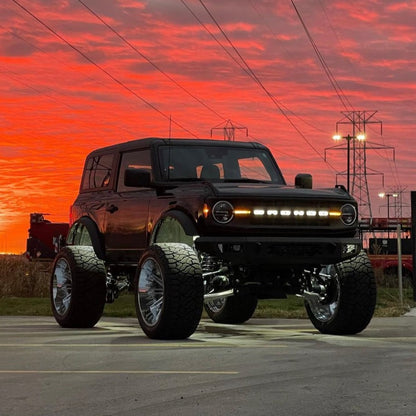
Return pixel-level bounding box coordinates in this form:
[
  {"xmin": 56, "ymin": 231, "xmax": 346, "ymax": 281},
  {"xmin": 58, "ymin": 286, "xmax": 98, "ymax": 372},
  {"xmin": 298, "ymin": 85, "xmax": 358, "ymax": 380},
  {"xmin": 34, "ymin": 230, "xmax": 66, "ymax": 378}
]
[
  {"xmin": 81, "ymin": 153, "xmax": 114, "ymax": 190},
  {"xmin": 117, "ymin": 149, "xmax": 151, "ymax": 192},
  {"xmin": 238, "ymin": 156, "xmax": 272, "ymax": 181}
]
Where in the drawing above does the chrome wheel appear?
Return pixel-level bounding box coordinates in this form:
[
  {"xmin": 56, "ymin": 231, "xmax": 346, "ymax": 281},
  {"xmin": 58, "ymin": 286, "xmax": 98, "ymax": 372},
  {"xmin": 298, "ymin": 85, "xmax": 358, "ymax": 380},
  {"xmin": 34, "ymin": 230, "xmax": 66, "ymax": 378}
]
[
  {"xmin": 306, "ymin": 265, "xmax": 340, "ymax": 323},
  {"xmin": 52, "ymin": 258, "xmax": 72, "ymax": 317},
  {"xmin": 205, "ymin": 297, "xmax": 226, "ymax": 313},
  {"xmin": 137, "ymin": 257, "xmax": 164, "ymax": 327}
]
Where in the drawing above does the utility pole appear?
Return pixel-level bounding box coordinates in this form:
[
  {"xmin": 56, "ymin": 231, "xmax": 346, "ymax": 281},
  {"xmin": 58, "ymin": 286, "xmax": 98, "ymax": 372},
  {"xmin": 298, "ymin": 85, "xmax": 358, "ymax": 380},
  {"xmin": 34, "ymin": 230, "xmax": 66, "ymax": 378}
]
[
  {"xmin": 325, "ymin": 111, "xmax": 395, "ymax": 219},
  {"xmin": 211, "ymin": 119, "xmax": 248, "ymax": 141}
]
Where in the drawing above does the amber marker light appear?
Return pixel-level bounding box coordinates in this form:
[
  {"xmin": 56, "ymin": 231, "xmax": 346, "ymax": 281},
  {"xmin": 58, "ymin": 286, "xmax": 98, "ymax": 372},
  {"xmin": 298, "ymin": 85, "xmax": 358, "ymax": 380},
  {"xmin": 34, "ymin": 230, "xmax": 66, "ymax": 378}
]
[
  {"xmin": 329, "ymin": 210, "xmax": 342, "ymax": 217},
  {"xmin": 203, "ymin": 203, "xmax": 210, "ymax": 218},
  {"xmin": 234, "ymin": 208, "xmax": 252, "ymax": 216}
]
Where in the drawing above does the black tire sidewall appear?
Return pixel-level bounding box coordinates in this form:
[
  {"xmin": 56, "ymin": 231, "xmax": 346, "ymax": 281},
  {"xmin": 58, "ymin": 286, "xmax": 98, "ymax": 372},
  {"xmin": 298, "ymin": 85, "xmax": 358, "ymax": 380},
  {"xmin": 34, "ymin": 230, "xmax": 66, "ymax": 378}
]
[
  {"xmin": 50, "ymin": 246, "xmax": 106, "ymax": 328},
  {"xmin": 306, "ymin": 251, "xmax": 376, "ymax": 335},
  {"xmin": 135, "ymin": 243, "xmax": 203, "ymax": 339}
]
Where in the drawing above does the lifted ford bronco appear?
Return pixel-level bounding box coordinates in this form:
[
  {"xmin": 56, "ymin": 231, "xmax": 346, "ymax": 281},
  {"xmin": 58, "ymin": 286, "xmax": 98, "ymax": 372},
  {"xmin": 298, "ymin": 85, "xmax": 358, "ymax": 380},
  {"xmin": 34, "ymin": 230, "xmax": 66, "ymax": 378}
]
[{"xmin": 51, "ymin": 138, "xmax": 376, "ymax": 339}]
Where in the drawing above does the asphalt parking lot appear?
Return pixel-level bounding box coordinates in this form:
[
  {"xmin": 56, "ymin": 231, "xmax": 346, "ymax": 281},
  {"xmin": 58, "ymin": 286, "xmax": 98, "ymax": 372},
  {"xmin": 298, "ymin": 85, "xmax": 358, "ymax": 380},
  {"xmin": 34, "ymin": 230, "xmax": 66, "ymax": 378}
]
[{"xmin": 1, "ymin": 314, "xmax": 416, "ymax": 416}]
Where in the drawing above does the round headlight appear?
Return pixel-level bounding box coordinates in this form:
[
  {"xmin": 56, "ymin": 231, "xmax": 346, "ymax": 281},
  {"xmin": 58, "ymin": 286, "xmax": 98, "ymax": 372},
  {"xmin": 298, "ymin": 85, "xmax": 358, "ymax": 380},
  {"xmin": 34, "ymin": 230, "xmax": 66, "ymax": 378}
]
[
  {"xmin": 212, "ymin": 201, "xmax": 234, "ymax": 224},
  {"xmin": 341, "ymin": 204, "xmax": 357, "ymax": 225}
]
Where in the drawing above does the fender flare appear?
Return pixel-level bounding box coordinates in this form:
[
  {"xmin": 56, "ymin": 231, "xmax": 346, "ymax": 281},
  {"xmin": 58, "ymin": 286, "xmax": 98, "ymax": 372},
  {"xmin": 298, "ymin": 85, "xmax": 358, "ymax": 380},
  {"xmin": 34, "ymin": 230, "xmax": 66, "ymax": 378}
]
[
  {"xmin": 67, "ymin": 216, "xmax": 106, "ymax": 261},
  {"xmin": 151, "ymin": 210, "xmax": 198, "ymax": 245}
]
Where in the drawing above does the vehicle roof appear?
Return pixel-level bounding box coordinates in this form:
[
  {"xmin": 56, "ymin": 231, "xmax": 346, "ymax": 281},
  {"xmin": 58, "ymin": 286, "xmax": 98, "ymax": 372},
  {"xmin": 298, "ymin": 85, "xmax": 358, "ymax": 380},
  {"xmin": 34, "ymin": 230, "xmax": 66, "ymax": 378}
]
[{"xmin": 85, "ymin": 137, "xmax": 269, "ymax": 157}]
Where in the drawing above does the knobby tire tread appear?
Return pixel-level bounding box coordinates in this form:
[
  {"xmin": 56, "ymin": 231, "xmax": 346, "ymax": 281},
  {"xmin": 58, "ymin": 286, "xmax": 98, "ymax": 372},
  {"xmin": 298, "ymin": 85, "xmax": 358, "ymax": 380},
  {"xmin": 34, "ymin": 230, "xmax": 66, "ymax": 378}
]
[
  {"xmin": 307, "ymin": 251, "xmax": 376, "ymax": 335},
  {"xmin": 136, "ymin": 243, "xmax": 203, "ymax": 339},
  {"xmin": 51, "ymin": 246, "xmax": 106, "ymax": 328}
]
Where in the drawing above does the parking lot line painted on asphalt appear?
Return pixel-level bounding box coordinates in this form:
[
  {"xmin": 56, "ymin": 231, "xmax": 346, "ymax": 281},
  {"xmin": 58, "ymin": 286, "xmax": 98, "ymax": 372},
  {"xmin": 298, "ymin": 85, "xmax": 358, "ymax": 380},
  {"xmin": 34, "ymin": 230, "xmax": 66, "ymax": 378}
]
[
  {"xmin": 0, "ymin": 342, "xmax": 288, "ymax": 349},
  {"xmin": 0, "ymin": 370, "xmax": 239, "ymax": 375}
]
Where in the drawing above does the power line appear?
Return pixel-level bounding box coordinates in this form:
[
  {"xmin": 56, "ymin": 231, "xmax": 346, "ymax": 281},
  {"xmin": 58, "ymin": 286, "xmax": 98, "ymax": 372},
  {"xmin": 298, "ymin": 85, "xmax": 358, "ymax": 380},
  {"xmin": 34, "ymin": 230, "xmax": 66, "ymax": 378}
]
[
  {"xmin": 80, "ymin": 0, "xmax": 301, "ymax": 152},
  {"xmin": 247, "ymin": 1, "xmax": 330, "ymax": 136},
  {"xmin": 77, "ymin": 0, "xmax": 225, "ymax": 123},
  {"xmin": 10, "ymin": 0, "xmax": 199, "ymax": 138},
  {"xmin": 187, "ymin": 0, "xmax": 336, "ymax": 170},
  {"xmin": 291, "ymin": 0, "xmax": 354, "ymax": 112}
]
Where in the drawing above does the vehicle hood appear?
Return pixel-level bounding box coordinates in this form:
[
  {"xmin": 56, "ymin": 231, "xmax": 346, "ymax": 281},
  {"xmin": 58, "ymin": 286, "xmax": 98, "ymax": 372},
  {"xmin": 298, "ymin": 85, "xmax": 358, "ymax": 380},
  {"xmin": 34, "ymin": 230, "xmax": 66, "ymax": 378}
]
[{"xmin": 208, "ymin": 182, "xmax": 353, "ymax": 201}]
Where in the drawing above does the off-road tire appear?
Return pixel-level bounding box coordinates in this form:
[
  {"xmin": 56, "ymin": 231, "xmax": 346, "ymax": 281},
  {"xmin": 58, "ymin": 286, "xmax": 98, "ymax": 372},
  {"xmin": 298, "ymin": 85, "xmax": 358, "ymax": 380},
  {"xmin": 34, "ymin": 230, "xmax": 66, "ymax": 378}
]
[
  {"xmin": 305, "ymin": 251, "xmax": 376, "ymax": 335},
  {"xmin": 50, "ymin": 246, "xmax": 106, "ymax": 328},
  {"xmin": 205, "ymin": 293, "xmax": 258, "ymax": 324},
  {"xmin": 135, "ymin": 243, "xmax": 204, "ymax": 339}
]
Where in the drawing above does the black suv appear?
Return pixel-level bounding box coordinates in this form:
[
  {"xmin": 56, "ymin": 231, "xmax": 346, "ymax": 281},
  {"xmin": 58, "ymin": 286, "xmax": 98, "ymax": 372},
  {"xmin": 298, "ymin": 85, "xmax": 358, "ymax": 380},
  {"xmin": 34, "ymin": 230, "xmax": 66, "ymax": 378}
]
[{"xmin": 50, "ymin": 138, "xmax": 376, "ymax": 339}]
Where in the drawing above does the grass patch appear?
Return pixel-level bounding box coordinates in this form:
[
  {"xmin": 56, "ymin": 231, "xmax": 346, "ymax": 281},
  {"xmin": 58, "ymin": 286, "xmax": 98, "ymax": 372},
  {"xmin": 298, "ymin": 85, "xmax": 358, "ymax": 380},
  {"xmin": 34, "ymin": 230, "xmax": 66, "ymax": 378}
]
[
  {"xmin": 1, "ymin": 289, "xmax": 414, "ymax": 318},
  {"xmin": 0, "ymin": 255, "xmax": 50, "ymax": 297},
  {"xmin": 0, "ymin": 297, "xmax": 53, "ymax": 316},
  {"xmin": 103, "ymin": 294, "xmax": 136, "ymax": 318},
  {"xmin": 1, "ymin": 254, "xmax": 415, "ymax": 318},
  {"xmin": 374, "ymin": 287, "xmax": 415, "ymax": 317},
  {"xmin": 254, "ymin": 296, "xmax": 307, "ymax": 319}
]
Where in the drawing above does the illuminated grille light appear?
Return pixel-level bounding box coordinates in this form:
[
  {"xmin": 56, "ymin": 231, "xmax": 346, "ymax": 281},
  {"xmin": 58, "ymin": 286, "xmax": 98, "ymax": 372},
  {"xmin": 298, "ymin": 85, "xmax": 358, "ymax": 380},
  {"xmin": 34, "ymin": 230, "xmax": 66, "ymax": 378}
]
[
  {"xmin": 234, "ymin": 209, "xmax": 251, "ymax": 215},
  {"xmin": 330, "ymin": 211, "xmax": 341, "ymax": 217},
  {"xmin": 232, "ymin": 206, "xmax": 343, "ymax": 220}
]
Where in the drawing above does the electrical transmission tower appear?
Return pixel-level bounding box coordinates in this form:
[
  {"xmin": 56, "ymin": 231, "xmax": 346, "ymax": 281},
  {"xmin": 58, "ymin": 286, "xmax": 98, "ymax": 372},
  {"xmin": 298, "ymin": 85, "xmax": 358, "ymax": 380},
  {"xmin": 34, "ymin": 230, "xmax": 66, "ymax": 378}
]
[
  {"xmin": 325, "ymin": 111, "xmax": 395, "ymax": 219},
  {"xmin": 211, "ymin": 119, "xmax": 248, "ymax": 141}
]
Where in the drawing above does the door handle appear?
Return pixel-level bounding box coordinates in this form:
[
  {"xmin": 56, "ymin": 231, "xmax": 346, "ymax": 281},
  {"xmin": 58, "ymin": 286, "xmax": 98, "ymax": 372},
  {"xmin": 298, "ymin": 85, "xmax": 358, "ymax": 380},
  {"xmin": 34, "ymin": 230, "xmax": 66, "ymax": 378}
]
[{"xmin": 106, "ymin": 204, "xmax": 118, "ymax": 214}]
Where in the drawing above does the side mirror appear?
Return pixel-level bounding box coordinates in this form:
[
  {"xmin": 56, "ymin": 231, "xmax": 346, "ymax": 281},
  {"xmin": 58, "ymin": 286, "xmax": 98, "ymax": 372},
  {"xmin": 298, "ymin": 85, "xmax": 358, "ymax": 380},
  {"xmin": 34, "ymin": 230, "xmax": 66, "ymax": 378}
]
[
  {"xmin": 295, "ymin": 173, "xmax": 312, "ymax": 189},
  {"xmin": 124, "ymin": 168, "xmax": 151, "ymax": 188}
]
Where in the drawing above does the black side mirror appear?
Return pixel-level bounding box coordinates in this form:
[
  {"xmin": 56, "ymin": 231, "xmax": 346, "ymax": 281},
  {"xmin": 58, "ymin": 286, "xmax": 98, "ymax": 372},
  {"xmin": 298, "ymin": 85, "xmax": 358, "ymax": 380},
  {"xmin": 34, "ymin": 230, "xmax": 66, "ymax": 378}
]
[
  {"xmin": 124, "ymin": 168, "xmax": 151, "ymax": 188},
  {"xmin": 295, "ymin": 173, "xmax": 312, "ymax": 189}
]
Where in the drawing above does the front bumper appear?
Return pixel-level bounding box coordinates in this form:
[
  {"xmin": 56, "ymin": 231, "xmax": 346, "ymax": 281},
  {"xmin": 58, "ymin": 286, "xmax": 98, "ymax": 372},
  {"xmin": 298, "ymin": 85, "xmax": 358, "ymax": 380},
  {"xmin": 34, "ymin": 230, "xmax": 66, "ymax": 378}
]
[{"xmin": 195, "ymin": 236, "xmax": 362, "ymax": 267}]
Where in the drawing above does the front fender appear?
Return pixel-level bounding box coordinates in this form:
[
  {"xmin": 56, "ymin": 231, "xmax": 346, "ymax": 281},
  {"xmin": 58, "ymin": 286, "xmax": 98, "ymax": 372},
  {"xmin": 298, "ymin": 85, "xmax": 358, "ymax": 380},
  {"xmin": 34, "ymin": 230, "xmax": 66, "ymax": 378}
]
[{"xmin": 150, "ymin": 210, "xmax": 198, "ymax": 246}]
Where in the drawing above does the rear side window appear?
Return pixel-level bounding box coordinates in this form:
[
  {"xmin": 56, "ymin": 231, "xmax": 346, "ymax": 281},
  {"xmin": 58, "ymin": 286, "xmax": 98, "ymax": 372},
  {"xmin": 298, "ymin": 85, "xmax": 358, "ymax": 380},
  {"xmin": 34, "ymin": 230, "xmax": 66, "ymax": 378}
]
[{"xmin": 81, "ymin": 153, "xmax": 114, "ymax": 190}]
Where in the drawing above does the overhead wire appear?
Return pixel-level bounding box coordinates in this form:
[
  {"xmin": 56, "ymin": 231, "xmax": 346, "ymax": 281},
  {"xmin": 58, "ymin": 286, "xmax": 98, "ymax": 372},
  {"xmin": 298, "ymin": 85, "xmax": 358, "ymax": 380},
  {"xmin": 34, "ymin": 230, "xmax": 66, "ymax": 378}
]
[
  {"xmin": 291, "ymin": 0, "xmax": 354, "ymax": 112},
  {"xmin": 0, "ymin": 63, "xmax": 142, "ymax": 140},
  {"xmin": 10, "ymin": 0, "xmax": 199, "ymax": 139},
  {"xmin": 77, "ymin": 0, "xmax": 226, "ymax": 123},
  {"xmin": 79, "ymin": 0, "xmax": 287, "ymax": 149},
  {"xmin": 186, "ymin": 0, "xmax": 336, "ymax": 170},
  {"xmin": 247, "ymin": 0, "xmax": 329, "ymax": 136},
  {"xmin": 316, "ymin": 0, "xmax": 403, "ymax": 192},
  {"xmin": 0, "ymin": 30, "xmax": 144, "ymax": 139}
]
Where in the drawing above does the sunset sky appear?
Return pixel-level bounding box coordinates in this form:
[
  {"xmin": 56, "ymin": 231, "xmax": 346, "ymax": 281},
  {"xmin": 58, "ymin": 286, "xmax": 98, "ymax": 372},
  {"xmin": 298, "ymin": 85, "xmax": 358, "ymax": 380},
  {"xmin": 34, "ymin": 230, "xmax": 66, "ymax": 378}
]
[{"xmin": 1, "ymin": 0, "xmax": 415, "ymax": 253}]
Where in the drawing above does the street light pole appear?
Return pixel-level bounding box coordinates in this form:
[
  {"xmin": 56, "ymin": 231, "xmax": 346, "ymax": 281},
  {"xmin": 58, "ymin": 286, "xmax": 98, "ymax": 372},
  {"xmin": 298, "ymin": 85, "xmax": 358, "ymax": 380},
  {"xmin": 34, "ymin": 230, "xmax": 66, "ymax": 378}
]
[
  {"xmin": 331, "ymin": 133, "xmax": 365, "ymax": 194},
  {"xmin": 347, "ymin": 135, "xmax": 351, "ymax": 193},
  {"xmin": 387, "ymin": 193, "xmax": 391, "ymax": 238},
  {"xmin": 378, "ymin": 192, "xmax": 399, "ymax": 239}
]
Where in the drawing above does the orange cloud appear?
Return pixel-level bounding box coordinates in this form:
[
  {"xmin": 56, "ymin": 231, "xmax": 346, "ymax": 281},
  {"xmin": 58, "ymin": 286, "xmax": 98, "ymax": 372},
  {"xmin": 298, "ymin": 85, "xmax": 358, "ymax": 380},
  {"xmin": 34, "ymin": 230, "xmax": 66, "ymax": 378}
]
[{"xmin": 0, "ymin": 0, "xmax": 415, "ymax": 252}]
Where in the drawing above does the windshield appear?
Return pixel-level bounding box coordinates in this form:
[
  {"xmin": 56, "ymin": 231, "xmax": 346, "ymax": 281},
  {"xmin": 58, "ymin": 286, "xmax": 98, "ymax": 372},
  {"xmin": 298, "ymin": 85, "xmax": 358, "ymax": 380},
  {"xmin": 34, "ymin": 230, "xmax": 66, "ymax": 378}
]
[{"xmin": 158, "ymin": 145, "xmax": 285, "ymax": 184}]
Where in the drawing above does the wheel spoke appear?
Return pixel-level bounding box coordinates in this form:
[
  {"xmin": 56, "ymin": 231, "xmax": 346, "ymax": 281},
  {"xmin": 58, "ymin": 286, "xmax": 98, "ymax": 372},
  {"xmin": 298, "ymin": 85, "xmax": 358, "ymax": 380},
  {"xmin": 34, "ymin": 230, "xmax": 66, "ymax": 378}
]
[
  {"xmin": 52, "ymin": 258, "xmax": 72, "ymax": 317},
  {"xmin": 138, "ymin": 258, "xmax": 164, "ymax": 327},
  {"xmin": 305, "ymin": 266, "xmax": 340, "ymax": 323}
]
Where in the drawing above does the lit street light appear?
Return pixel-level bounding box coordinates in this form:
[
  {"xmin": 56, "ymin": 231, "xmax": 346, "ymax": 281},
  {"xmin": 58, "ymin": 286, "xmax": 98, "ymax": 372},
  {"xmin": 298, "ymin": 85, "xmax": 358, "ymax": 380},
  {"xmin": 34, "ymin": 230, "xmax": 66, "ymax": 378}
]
[
  {"xmin": 331, "ymin": 133, "xmax": 366, "ymax": 193},
  {"xmin": 378, "ymin": 191, "xmax": 399, "ymax": 238}
]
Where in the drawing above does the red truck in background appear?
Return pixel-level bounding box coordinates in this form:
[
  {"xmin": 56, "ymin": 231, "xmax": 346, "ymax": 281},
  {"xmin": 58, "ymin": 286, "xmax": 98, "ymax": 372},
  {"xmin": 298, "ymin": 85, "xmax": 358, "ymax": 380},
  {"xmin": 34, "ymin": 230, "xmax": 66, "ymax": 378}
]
[
  {"xmin": 368, "ymin": 238, "xmax": 413, "ymax": 285},
  {"xmin": 26, "ymin": 213, "xmax": 69, "ymax": 260},
  {"xmin": 362, "ymin": 217, "xmax": 414, "ymax": 287}
]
